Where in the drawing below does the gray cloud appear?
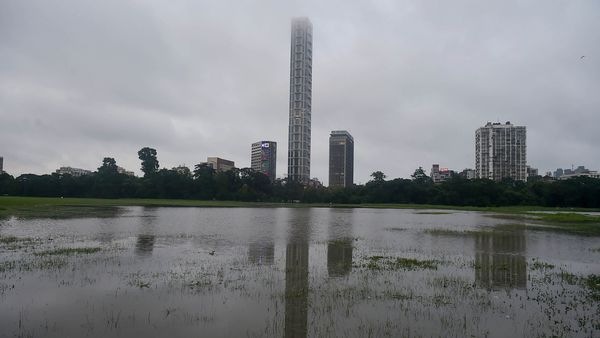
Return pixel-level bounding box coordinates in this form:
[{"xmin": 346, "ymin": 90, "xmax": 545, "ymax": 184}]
[{"xmin": 1, "ymin": 0, "xmax": 599, "ymax": 184}]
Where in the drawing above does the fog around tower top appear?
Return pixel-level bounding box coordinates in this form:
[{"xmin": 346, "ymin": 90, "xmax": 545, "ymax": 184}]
[{"xmin": 1, "ymin": 0, "xmax": 599, "ymax": 184}]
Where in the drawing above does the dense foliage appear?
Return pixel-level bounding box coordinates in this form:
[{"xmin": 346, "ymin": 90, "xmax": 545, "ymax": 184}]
[{"xmin": 1, "ymin": 149, "xmax": 599, "ymax": 208}]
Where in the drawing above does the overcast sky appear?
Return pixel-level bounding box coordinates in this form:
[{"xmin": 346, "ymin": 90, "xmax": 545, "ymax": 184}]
[{"xmin": 1, "ymin": 0, "xmax": 599, "ymax": 184}]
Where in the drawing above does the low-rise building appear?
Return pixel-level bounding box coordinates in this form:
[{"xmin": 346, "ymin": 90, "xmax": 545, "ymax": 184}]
[
  {"xmin": 558, "ymin": 171, "xmax": 600, "ymax": 180},
  {"xmin": 527, "ymin": 166, "xmax": 539, "ymax": 179},
  {"xmin": 206, "ymin": 157, "xmax": 235, "ymax": 172},
  {"xmin": 55, "ymin": 166, "xmax": 93, "ymax": 177},
  {"xmin": 430, "ymin": 164, "xmax": 456, "ymax": 183},
  {"xmin": 117, "ymin": 166, "xmax": 135, "ymax": 176}
]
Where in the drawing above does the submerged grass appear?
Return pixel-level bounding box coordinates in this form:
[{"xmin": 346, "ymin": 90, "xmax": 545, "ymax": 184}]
[
  {"xmin": 34, "ymin": 247, "xmax": 101, "ymax": 256},
  {"xmin": 0, "ymin": 235, "xmax": 33, "ymax": 244},
  {"xmin": 530, "ymin": 260, "xmax": 556, "ymax": 271},
  {"xmin": 362, "ymin": 256, "xmax": 438, "ymax": 271},
  {"xmin": 424, "ymin": 228, "xmax": 491, "ymax": 237}
]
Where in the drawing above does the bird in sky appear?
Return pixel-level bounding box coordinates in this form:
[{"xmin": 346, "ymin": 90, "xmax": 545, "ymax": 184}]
[{"xmin": 580, "ymin": 55, "xmax": 585, "ymax": 59}]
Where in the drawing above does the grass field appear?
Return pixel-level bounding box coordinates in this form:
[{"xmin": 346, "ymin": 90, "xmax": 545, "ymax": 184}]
[{"xmin": 1, "ymin": 195, "xmax": 600, "ymax": 231}]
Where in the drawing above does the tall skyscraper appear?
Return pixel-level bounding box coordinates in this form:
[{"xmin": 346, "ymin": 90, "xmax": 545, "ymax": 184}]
[
  {"xmin": 251, "ymin": 141, "xmax": 277, "ymax": 181},
  {"xmin": 329, "ymin": 130, "xmax": 354, "ymax": 188},
  {"xmin": 287, "ymin": 17, "xmax": 313, "ymax": 183},
  {"xmin": 475, "ymin": 122, "xmax": 527, "ymax": 181},
  {"xmin": 0, "ymin": 156, "xmax": 3, "ymax": 173}
]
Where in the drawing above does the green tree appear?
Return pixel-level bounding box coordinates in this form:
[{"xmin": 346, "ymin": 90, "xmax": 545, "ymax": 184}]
[
  {"xmin": 138, "ymin": 147, "xmax": 159, "ymax": 177},
  {"xmin": 98, "ymin": 157, "xmax": 118, "ymax": 175},
  {"xmin": 370, "ymin": 171, "xmax": 386, "ymax": 183},
  {"xmin": 411, "ymin": 167, "xmax": 431, "ymax": 183}
]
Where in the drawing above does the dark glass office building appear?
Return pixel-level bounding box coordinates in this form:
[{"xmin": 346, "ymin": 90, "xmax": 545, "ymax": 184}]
[{"xmin": 329, "ymin": 131, "xmax": 354, "ymax": 188}]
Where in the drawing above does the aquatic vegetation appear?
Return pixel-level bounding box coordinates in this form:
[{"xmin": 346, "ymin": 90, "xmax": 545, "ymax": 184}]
[
  {"xmin": 424, "ymin": 228, "xmax": 491, "ymax": 236},
  {"xmin": 0, "ymin": 205, "xmax": 598, "ymax": 336},
  {"xmin": 34, "ymin": 247, "xmax": 101, "ymax": 256},
  {"xmin": 530, "ymin": 259, "xmax": 555, "ymax": 271},
  {"xmin": 535, "ymin": 213, "xmax": 600, "ymax": 223},
  {"xmin": 361, "ymin": 256, "xmax": 438, "ymax": 271}
]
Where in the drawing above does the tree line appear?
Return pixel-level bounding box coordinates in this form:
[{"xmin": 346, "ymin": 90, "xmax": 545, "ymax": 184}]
[{"xmin": 1, "ymin": 147, "xmax": 599, "ymax": 208}]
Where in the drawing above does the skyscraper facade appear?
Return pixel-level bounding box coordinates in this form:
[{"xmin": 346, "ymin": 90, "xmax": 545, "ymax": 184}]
[
  {"xmin": 475, "ymin": 122, "xmax": 527, "ymax": 181},
  {"xmin": 287, "ymin": 17, "xmax": 313, "ymax": 183},
  {"xmin": 329, "ymin": 130, "xmax": 354, "ymax": 188},
  {"xmin": 251, "ymin": 141, "xmax": 277, "ymax": 181}
]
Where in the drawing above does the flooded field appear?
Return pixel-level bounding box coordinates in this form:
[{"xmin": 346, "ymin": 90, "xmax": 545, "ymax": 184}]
[{"xmin": 0, "ymin": 207, "xmax": 598, "ymax": 337}]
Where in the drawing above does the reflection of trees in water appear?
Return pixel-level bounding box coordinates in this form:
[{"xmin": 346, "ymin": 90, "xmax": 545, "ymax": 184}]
[
  {"xmin": 475, "ymin": 229, "xmax": 527, "ymax": 290},
  {"xmin": 327, "ymin": 239, "xmax": 352, "ymax": 277},
  {"xmin": 284, "ymin": 209, "xmax": 311, "ymax": 338},
  {"xmin": 135, "ymin": 207, "xmax": 157, "ymax": 257},
  {"xmin": 248, "ymin": 241, "xmax": 274, "ymax": 265},
  {"xmin": 135, "ymin": 234, "xmax": 155, "ymax": 257}
]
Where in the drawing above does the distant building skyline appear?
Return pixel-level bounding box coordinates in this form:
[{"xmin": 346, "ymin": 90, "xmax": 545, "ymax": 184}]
[
  {"xmin": 476, "ymin": 122, "xmax": 527, "ymax": 182},
  {"xmin": 287, "ymin": 17, "xmax": 313, "ymax": 183},
  {"xmin": 55, "ymin": 166, "xmax": 92, "ymax": 177},
  {"xmin": 0, "ymin": 156, "xmax": 3, "ymax": 174},
  {"xmin": 251, "ymin": 141, "xmax": 277, "ymax": 181},
  {"xmin": 329, "ymin": 130, "xmax": 354, "ymax": 188}
]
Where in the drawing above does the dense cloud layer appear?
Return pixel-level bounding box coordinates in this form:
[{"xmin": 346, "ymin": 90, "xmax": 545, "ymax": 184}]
[{"xmin": 1, "ymin": 0, "xmax": 599, "ymax": 184}]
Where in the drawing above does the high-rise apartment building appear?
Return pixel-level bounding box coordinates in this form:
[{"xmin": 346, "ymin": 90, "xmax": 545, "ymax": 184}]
[
  {"xmin": 329, "ymin": 130, "xmax": 354, "ymax": 188},
  {"xmin": 287, "ymin": 17, "xmax": 313, "ymax": 183},
  {"xmin": 475, "ymin": 122, "xmax": 527, "ymax": 181},
  {"xmin": 251, "ymin": 141, "xmax": 277, "ymax": 181}
]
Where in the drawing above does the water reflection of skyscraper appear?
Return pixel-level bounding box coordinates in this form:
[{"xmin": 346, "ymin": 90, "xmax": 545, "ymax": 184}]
[
  {"xmin": 248, "ymin": 241, "xmax": 274, "ymax": 265},
  {"xmin": 327, "ymin": 210, "xmax": 354, "ymax": 278},
  {"xmin": 135, "ymin": 234, "xmax": 155, "ymax": 257},
  {"xmin": 285, "ymin": 209, "xmax": 311, "ymax": 338},
  {"xmin": 475, "ymin": 229, "xmax": 527, "ymax": 290}
]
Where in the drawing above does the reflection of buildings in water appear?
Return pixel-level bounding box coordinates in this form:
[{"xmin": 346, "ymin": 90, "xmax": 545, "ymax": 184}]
[
  {"xmin": 475, "ymin": 230, "xmax": 527, "ymax": 290},
  {"xmin": 284, "ymin": 208, "xmax": 311, "ymax": 338},
  {"xmin": 135, "ymin": 234, "xmax": 155, "ymax": 257},
  {"xmin": 248, "ymin": 241, "xmax": 275, "ymax": 265},
  {"xmin": 327, "ymin": 209, "xmax": 354, "ymax": 278},
  {"xmin": 327, "ymin": 239, "xmax": 353, "ymax": 277},
  {"xmin": 285, "ymin": 241, "xmax": 309, "ymax": 338}
]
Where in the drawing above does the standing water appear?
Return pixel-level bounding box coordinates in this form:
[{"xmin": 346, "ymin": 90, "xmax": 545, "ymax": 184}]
[{"xmin": 0, "ymin": 207, "xmax": 598, "ymax": 337}]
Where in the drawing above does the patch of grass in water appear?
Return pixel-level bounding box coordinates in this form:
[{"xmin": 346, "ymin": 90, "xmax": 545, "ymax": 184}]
[
  {"xmin": 0, "ymin": 261, "xmax": 17, "ymax": 272},
  {"xmin": 34, "ymin": 247, "xmax": 101, "ymax": 256},
  {"xmin": 362, "ymin": 255, "xmax": 438, "ymax": 271},
  {"xmin": 37, "ymin": 258, "xmax": 67, "ymax": 270},
  {"xmin": 384, "ymin": 291, "xmax": 414, "ymax": 301},
  {"xmin": 535, "ymin": 213, "xmax": 600, "ymax": 223},
  {"xmin": 497, "ymin": 222, "xmax": 600, "ymax": 236},
  {"xmin": 559, "ymin": 271, "xmax": 580, "ymax": 285},
  {"xmin": 585, "ymin": 274, "xmax": 600, "ymax": 293},
  {"xmin": 424, "ymin": 228, "xmax": 490, "ymax": 237},
  {"xmin": 0, "ymin": 235, "xmax": 33, "ymax": 244},
  {"xmin": 530, "ymin": 260, "xmax": 555, "ymax": 271},
  {"xmin": 384, "ymin": 227, "xmax": 407, "ymax": 232}
]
